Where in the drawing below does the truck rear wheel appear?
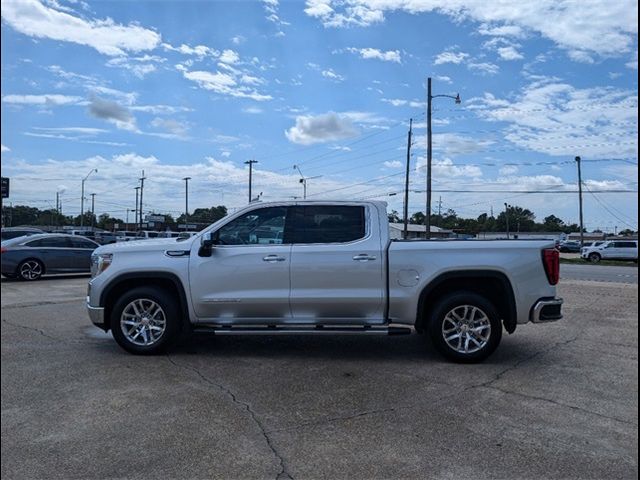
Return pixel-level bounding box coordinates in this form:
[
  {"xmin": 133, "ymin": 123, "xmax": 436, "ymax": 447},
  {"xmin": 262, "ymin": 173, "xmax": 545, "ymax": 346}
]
[
  {"xmin": 110, "ymin": 286, "xmax": 181, "ymax": 355},
  {"xmin": 427, "ymin": 292, "xmax": 502, "ymax": 363}
]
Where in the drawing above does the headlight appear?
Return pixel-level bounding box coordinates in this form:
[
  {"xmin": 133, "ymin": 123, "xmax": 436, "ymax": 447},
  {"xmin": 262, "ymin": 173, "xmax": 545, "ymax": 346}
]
[{"xmin": 91, "ymin": 253, "xmax": 113, "ymax": 278}]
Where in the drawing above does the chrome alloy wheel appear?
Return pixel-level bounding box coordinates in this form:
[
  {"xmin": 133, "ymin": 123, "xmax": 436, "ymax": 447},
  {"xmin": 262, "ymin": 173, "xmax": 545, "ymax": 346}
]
[
  {"xmin": 120, "ymin": 298, "xmax": 167, "ymax": 346},
  {"xmin": 441, "ymin": 305, "xmax": 491, "ymax": 354},
  {"xmin": 20, "ymin": 260, "xmax": 43, "ymax": 280}
]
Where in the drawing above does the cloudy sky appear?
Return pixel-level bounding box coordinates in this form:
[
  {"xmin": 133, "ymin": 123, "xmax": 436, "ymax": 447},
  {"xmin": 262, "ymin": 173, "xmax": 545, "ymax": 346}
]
[{"xmin": 1, "ymin": 0, "xmax": 638, "ymax": 231}]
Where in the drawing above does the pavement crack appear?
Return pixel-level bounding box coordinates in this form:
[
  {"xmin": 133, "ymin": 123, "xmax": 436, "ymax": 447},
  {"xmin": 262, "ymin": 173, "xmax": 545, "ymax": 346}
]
[
  {"xmin": 266, "ymin": 407, "xmax": 397, "ymax": 434},
  {"xmin": 475, "ymin": 335, "xmax": 581, "ymax": 391},
  {"xmin": 2, "ymin": 318, "xmax": 69, "ymax": 344},
  {"xmin": 165, "ymin": 355, "xmax": 293, "ymax": 480},
  {"xmin": 483, "ymin": 384, "xmax": 638, "ymax": 427}
]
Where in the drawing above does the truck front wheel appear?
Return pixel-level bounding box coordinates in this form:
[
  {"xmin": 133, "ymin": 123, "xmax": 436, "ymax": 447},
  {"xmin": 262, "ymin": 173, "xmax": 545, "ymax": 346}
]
[
  {"xmin": 428, "ymin": 292, "xmax": 502, "ymax": 363},
  {"xmin": 110, "ymin": 286, "xmax": 181, "ymax": 355}
]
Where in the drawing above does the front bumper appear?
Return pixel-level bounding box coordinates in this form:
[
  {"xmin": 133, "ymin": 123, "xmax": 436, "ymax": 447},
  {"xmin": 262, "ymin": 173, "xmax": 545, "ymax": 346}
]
[
  {"xmin": 530, "ymin": 297, "xmax": 563, "ymax": 323},
  {"xmin": 87, "ymin": 296, "xmax": 106, "ymax": 329}
]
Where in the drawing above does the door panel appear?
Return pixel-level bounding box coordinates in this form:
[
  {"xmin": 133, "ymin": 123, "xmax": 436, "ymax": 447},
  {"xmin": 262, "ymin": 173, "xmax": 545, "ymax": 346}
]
[
  {"xmin": 189, "ymin": 206, "xmax": 293, "ymax": 323},
  {"xmin": 289, "ymin": 205, "xmax": 385, "ymax": 323}
]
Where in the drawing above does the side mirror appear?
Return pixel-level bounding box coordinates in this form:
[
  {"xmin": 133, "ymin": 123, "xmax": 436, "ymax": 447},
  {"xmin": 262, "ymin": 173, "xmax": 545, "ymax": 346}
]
[{"xmin": 201, "ymin": 232, "xmax": 215, "ymax": 248}]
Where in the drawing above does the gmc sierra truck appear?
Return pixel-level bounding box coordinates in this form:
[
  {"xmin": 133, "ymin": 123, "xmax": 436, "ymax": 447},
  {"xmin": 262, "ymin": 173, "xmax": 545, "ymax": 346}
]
[{"xmin": 87, "ymin": 201, "xmax": 562, "ymax": 362}]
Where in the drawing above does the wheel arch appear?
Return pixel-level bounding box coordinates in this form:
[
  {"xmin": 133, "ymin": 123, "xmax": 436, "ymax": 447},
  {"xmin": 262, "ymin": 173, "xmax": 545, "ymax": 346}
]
[
  {"xmin": 100, "ymin": 272, "xmax": 190, "ymax": 332},
  {"xmin": 415, "ymin": 270, "xmax": 517, "ymax": 334}
]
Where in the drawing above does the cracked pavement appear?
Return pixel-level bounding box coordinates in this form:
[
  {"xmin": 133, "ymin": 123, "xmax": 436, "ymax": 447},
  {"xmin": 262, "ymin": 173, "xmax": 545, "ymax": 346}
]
[{"xmin": 1, "ymin": 275, "xmax": 638, "ymax": 479}]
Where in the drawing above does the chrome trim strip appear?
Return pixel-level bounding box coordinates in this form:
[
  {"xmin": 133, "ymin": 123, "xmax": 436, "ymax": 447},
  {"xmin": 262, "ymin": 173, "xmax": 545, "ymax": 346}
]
[{"xmin": 531, "ymin": 298, "xmax": 563, "ymax": 323}]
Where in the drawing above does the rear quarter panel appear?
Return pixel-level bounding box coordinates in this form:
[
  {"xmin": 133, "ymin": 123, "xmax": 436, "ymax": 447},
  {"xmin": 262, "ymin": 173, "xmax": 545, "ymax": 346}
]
[{"xmin": 388, "ymin": 240, "xmax": 557, "ymax": 325}]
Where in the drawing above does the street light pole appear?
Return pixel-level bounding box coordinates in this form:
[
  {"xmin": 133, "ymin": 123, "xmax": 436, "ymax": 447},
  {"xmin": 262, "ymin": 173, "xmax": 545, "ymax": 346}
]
[
  {"xmin": 425, "ymin": 77, "xmax": 461, "ymax": 239},
  {"xmin": 293, "ymin": 164, "xmax": 321, "ymax": 199},
  {"xmin": 183, "ymin": 177, "xmax": 191, "ymax": 223},
  {"xmin": 403, "ymin": 118, "xmax": 413, "ymax": 239},
  {"xmin": 576, "ymin": 156, "xmax": 584, "ymax": 246},
  {"xmin": 245, "ymin": 160, "xmax": 258, "ymax": 203},
  {"xmin": 134, "ymin": 186, "xmax": 140, "ymax": 229},
  {"xmin": 90, "ymin": 193, "xmax": 96, "ymax": 229},
  {"xmin": 504, "ymin": 203, "xmax": 510, "ymax": 239},
  {"xmin": 80, "ymin": 168, "xmax": 97, "ymax": 228}
]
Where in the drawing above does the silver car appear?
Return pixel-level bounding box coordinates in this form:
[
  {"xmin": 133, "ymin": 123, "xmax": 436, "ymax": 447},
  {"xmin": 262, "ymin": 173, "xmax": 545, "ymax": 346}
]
[{"xmin": 1, "ymin": 234, "xmax": 100, "ymax": 280}]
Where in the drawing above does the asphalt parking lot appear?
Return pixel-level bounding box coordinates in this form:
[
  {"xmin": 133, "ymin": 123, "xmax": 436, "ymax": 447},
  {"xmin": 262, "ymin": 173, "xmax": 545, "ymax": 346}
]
[{"xmin": 1, "ymin": 272, "xmax": 638, "ymax": 480}]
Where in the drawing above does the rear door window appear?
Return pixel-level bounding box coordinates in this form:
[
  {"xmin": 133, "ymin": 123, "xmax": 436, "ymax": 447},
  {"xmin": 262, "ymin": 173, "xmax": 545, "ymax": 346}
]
[
  {"xmin": 69, "ymin": 238, "xmax": 99, "ymax": 249},
  {"xmin": 26, "ymin": 237, "xmax": 70, "ymax": 248},
  {"xmin": 294, "ymin": 206, "xmax": 366, "ymax": 244}
]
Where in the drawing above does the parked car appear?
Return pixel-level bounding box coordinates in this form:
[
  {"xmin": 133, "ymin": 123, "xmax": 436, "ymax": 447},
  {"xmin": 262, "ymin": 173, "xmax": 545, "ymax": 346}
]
[
  {"xmin": 1, "ymin": 227, "xmax": 44, "ymax": 241},
  {"xmin": 87, "ymin": 201, "xmax": 562, "ymax": 363},
  {"xmin": 580, "ymin": 241, "xmax": 605, "ymax": 254},
  {"xmin": 95, "ymin": 231, "xmax": 122, "ymax": 245},
  {"xmin": 1, "ymin": 234, "xmax": 100, "ymax": 280},
  {"xmin": 136, "ymin": 230, "xmax": 162, "ymax": 240},
  {"xmin": 115, "ymin": 231, "xmax": 139, "ymax": 242},
  {"xmin": 581, "ymin": 240, "xmax": 639, "ymax": 263},
  {"xmin": 558, "ymin": 241, "xmax": 581, "ymax": 253}
]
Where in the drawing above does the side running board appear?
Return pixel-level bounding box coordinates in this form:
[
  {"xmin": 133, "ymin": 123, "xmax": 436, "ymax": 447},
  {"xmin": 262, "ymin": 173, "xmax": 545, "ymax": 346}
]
[{"xmin": 192, "ymin": 324, "xmax": 412, "ymax": 336}]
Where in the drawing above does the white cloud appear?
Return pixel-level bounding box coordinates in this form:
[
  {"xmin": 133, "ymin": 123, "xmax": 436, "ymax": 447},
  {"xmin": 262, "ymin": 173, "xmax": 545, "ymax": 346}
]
[
  {"xmin": 32, "ymin": 126, "xmax": 108, "ymax": 135},
  {"xmin": 381, "ymin": 98, "xmax": 423, "ymax": 108},
  {"xmin": 263, "ymin": 0, "xmax": 290, "ymax": 33},
  {"xmin": 179, "ymin": 68, "xmax": 272, "ymax": 102},
  {"xmin": 344, "ymin": 47, "xmax": 401, "ymax": 63},
  {"xmin": 384, "ymin": 160, "xmax": 403, "ymax": 168},
  {"xmin": 468, "ymin": 80, "xmax": 638, "ymax": 159},
  {"xmin": 497, "ymin": 46, "xmax": 524, "ymax": 61},
  {"xmin": 415, "ymin": 157, "xmax": 483, "ymax": 178},
  {"xmin": 304, "ymin": 1, "xmax": 638, "ymax": 60},
  {"xmin": 434, "ymin": 50, "xmax": 469, "ymax": 65},
  {"xmin": 150, "ymin": 118, "xmax": 189, "ymax": 138},
  {"xmin": 468, "ymin": 62, "xmax": 500, "ymax": 75},
  {"xmin": 1, "ymin": 0, "xmax": 161, "ymax": 56},
  {"xmin": 285, "ymin": 112, "xmax": 359, "ymax": 144},
  {"xmin": 105, "ymin": 55, "xmax": 165, "ymax": 78},
  {"xmin": 499, "ymin": 165, "xmax": 519, "ymax": 175},
  {"xmin": 242, "ymin": 106, "xmax": 264, "ymax": 114},
  {"xmin": 219, "ymin": 49, "xmax": 240, "ymax": 65},
  {"xmin": 321, "ymin": 69, "xmax": 345, "ymax": 82},
  {"xmin": 1, "ymin": 144, "xmax": 10, "ymax": 152},
  {"xmin": 162, "ymin": 43, "xmax": 218, "ymax": 58},
  {"xmin": 2, "ymin": 94, "xmax": 84, "ymax": 106},
  {"xmin": 231, "ymin": 35, "xmax": 246, "ymax": 45}
]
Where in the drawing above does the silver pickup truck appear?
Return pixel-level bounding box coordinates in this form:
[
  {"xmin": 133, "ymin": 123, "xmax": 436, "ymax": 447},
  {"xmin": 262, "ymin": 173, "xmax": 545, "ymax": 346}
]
[{"xmin": 87, "ymin": 201, "xmax": 562, "ymax": 362}]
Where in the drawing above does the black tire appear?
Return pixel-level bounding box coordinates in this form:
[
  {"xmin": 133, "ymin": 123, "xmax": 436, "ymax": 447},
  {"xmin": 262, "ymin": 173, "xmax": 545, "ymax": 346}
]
[
  {"xmin": 589, "ymin": 252, "xmax": 601, "ymax": 264},
  {"xmin": 427, "ymin": 292, "xmax": 502, "ymax": 363},
  {"xmin": 17, "ymin": 259, "xmax": 44, "ymax": 281},
  {"xmin": 110, "ymin": 286, "xmax": 181, "ymax": 355}
]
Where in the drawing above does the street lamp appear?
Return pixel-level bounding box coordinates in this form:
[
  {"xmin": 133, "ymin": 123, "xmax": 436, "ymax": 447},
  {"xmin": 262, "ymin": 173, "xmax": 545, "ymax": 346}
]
[
  {"xmin": 293, "ymin": 164, "xmax": 322, "ymax": 199},
  {"xmin": 504, "ymin": 203, "xmax": 510, "ymax": 239},
  {"xmin": 426, "ymin": 77, "xmax": 461, "ymax": 239},
  {"xmin": 80, "ymin": 168, "xmax": 98, "ymax": 228},
  {"xmin": 183, "ymin": 177, "xmax": 191, "ymax": 222}
]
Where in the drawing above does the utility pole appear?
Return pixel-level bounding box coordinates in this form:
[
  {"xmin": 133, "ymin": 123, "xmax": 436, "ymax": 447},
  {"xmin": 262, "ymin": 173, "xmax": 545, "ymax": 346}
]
[
  {"xmin": 403, "ymin": 118, "xmax": 413, "ymax": 239},
  {"xmin": 138, "ymin": 170, "xmax": 146, "ymax": 231},
  {"xmin": 437, "ymin": 196, "xmax": 442, "ymax": 221},
  {"xmin": 183, "ymin": 177, "xmax": 191, "ymax": 223},
  {"xmin": 80, "ymin": 168, "xmax": 97, "ymax": 228},
  {"xmin": 504, "ymin": 203, "xmax": 510, "ymax": 239},
  {"xmin": 90, "ymin": 193, "xmax": 96, "ymax": 229},
  {"xmin": 245, "ymin": 160, "xmax": 258, "ymax": 203},
  {"xmin": 425, "ymin": 77, "xmax": 461, "ymax": 239},
  {"xmin": 576, "ymin": 156, "xmax": 584, "ymax": 246},
  {"xmin": 134, "ymin": 186, "xmax": 140, "ymax": 229}
]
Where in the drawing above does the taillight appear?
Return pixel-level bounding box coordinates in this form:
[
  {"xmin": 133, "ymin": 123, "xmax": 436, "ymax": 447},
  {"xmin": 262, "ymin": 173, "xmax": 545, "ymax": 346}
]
[
  {"xmin": 542, "ymin": 248, "xmax": 560, "ymax": 285},
  {"xmin": 0, "ymin": 247, "xmax": 7, "ymax": 254}
]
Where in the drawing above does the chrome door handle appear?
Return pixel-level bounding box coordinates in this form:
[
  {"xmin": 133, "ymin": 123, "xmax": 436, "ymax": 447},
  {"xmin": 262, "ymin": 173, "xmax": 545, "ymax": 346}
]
[
  {"xmin": 352, "ymin": 254, "xmax": 377, "ymax": 261},
  {"xmin": 263, "ymin": 255, "xmax": 286, "ymax": 262}
]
